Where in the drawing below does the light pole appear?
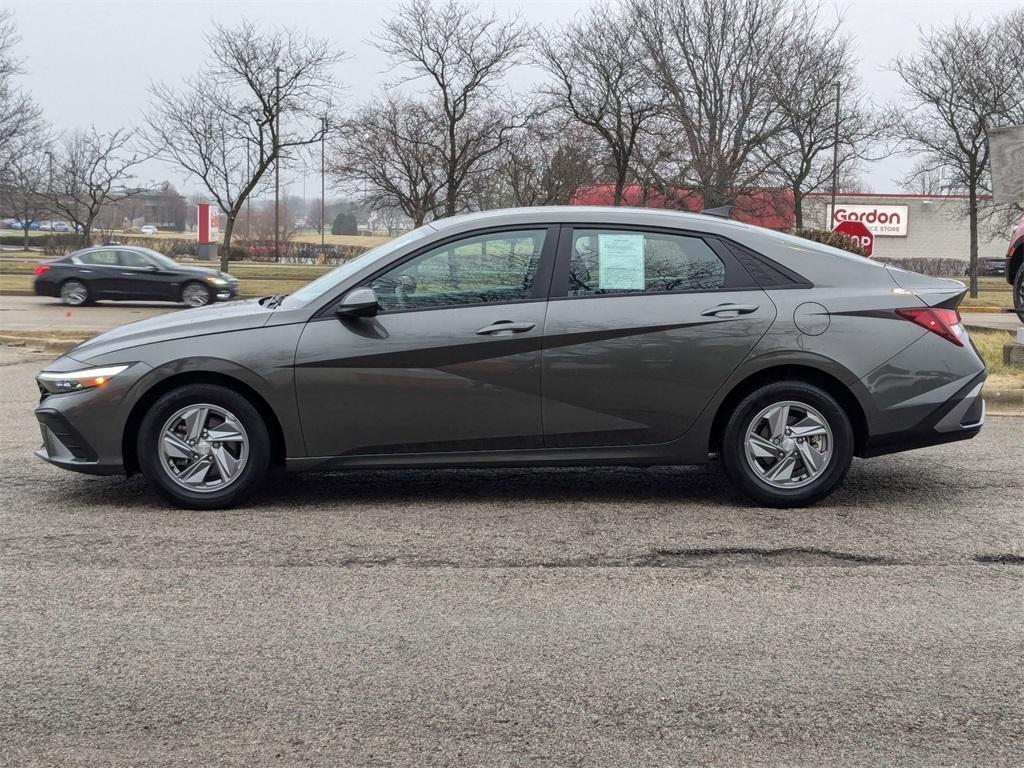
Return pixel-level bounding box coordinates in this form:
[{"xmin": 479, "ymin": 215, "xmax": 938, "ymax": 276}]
[
  {"xmin": 321, "ymin": 116, "xmax": 327, "ymax": 247},
  {"xmin": 274, "ymin": 66, "xmax": 281, "ymax": 261},
  {"xmin": 829, "ymin": 81, "xmax": 841, "ymax": 229}
]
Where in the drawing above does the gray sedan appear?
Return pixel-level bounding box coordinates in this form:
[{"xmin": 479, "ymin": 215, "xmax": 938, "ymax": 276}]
[{"xmin": 33, "ymin": 207, "xmax": 986, "ymax": 509}]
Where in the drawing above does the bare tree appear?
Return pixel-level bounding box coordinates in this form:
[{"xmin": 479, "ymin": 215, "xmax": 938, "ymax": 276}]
[
  {"xmin": 494, "ymin": 122, "xmax": 598, "ymax": 207},
  {"xmin": 44, "ymin": 128, "xmax": 148, "ymax": 245},
  {"xmin": 145, "ymin": 19, "xmax": 344, "ymax": 270},
  {"xmin": 893, "ymin": 9, "xmax": 1024, "ymax": 296},
  {"xmin": 0, "ymin": 10, "xmax": 43, "ymax": 166},
  {"xmin": 630, "ymin": 0, "xmax": 813, "ymax": 209},
  {"xmin": 332, "ymin": 97, "xmax": 445, "ymax": 227},
  {"xmin": 0, "ymin": 137, "xmax": 49, "ymax": 249},
  {"xmin": 769, "ymin": 15, "xmax": 897, "ymax": 227},
  {"xmin": 378, "ymin": 0, "xmax": 531, "ymax": 218},
  {"xmin": 537, "ymin": 3, "xmax": 663, "ymax": 206}
]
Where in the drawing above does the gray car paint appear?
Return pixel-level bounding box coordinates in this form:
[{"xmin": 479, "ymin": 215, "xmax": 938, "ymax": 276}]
[{"xmin": 34, "ymin": 206, "xmax": 986, "ymax": 478}]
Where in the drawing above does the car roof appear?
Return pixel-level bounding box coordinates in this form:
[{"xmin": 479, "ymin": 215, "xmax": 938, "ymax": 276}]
[{"xmin": 427, "ymin": 206, "xmax": 760, "ymax": 238}]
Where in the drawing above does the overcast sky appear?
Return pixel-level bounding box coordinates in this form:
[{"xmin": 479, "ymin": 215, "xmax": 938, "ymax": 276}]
[{"xmin": 5, "ymin": 0, "xmax": 1020, "ymax": 203}]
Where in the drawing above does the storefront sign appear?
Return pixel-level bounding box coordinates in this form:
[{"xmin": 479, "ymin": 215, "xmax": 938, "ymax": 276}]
[{"xmin": 827, "ymin": 204, "xmax": 908, "ymax": 237}]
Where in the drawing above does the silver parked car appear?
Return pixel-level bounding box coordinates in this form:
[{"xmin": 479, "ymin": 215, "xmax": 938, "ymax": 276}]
[{"xmin": 34, "ymin": 207, "xmax": 986, "ymax": 509}]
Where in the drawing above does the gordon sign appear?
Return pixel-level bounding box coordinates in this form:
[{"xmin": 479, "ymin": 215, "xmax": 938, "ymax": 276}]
[{"xmin": 826, "ymin": 204, "xmax": 908, "ymax": 237}]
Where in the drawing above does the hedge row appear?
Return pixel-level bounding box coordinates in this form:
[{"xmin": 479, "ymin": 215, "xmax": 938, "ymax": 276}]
[
  {"xmin": 2, "ymin": 232, "xmax": 373, "ymax": 264},
  {"xmin": 792, "ymin": 228, "xmax": 868, "ymax": 257},
  {"xmin": 873, "ymin": 257, "xmax": 968, "ymax": 277}
]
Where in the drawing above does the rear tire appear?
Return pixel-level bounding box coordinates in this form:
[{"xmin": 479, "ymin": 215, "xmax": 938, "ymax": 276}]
[
  {"xmin": 60, "ymin": 279, "xmax": 90, "ymax": 306},
  {"xmin": 720, "ymin": 380, "xmax": 854, "ymax": 508},
  {"xmin": 137, "ymin": 383, "xmax": 271, "ymax": 510}
]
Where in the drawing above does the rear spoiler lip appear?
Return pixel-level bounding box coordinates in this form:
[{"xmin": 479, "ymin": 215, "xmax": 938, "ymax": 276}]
[{"xmin": 884, "ymin": 266, "xmax": 967, "ymax": 310}]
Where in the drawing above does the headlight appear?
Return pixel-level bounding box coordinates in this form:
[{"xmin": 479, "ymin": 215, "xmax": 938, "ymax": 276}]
[
  {"xmin": 206, "ymin": 276, "xmax": 228, "ymax": 286},
  {"xmin": 37, "ymin": 364, "xmax": 131, "ymax": 394}
]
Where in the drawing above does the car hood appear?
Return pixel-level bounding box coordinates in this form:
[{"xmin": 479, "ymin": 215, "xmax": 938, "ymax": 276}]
[{"xmin": 67, "ymin": 299, "xmax": 273, "ymax": 361}]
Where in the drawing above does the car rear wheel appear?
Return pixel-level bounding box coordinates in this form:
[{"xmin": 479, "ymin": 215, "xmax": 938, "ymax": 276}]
[
  {"xmin": 720, "ymin": 381, "xmax": 853, "ymax": 508},
  {"xmin": 181, "ymin": 281, "xmax": 212, "ymax": 308},
  {"xmin": 137, "ymin": 383, "xmax": 271, "ymax": 509},
  {"xmin": 60, "ymin": 279, "xmax": 90, "ymax": 306}
]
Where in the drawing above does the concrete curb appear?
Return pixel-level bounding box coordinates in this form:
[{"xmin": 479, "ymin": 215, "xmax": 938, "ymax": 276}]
[{"xmin": 0, "ymin": 334, "xmax": 82, "ymax": 354}]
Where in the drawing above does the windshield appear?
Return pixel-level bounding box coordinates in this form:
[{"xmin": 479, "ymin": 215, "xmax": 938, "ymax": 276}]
[{"xmin": 281, "ymin": 225, "xmax": 435, "ymax": 308}]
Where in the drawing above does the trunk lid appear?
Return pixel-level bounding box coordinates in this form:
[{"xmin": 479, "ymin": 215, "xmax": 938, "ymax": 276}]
[{"xmin": 884, "ymin": 265, "xmax": 967, "ymax": 310}]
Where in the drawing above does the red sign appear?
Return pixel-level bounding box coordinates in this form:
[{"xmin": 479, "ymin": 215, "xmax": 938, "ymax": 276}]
[
  {"xmin": 196, "ymin": 203, "xmax": 219, "ymax": 245},
  {"xmin": 833, "ymin": 220, "xmax": 873, "ymax": 257}
]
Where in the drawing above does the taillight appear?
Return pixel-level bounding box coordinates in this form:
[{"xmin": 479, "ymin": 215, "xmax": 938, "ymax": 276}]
[
  {"xmin": 896, "ymin": 307, "xmax": 965, "ymax": 347},
  {"xmin": 33, "ymin": 265, "xmax": 50, "ymax": 275}
]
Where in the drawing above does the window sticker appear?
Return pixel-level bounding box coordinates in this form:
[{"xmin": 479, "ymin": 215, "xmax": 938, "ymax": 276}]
[{"xmin": 597, "ymin": 233, "xmax": 645, "ymax": 290}]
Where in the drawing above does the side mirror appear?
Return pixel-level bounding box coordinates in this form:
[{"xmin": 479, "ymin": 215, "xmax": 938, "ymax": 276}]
[{"xmin": 336, "ymin": 287, "xmax": 379, "ymax": 318}]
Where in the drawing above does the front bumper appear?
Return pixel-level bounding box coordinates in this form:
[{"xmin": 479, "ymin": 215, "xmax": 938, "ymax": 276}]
[
  {"xmin": 213, "ymin": 282, "xmax": 240, "ymax": 302},
  {"xmin": 33, "ymin": 359, "xmax": 150, "ymax": 476},
  {"xmin": 35, "ymin": 409, "xmax": 123, "ymax": 475}
]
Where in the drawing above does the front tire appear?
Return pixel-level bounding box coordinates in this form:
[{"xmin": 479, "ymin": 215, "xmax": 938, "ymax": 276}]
[
  {"xmin": 137, "ymin": 384, "xmax": 271, "ymax": 509},
  {"xmin": 720, "ymin": 381, "xmax": 854, "ymax": 508},
  {"xmin": 181, "ymin": 281, "xmax": 212, "ymax": 308}
]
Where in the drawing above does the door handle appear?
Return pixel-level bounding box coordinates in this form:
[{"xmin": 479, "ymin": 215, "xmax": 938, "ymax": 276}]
[
  {"xmin": 700, "ymin": 303, "xmax": 760, "ymax": 318},
  {"xmin": 476, "ymin": 320, "xmax": 536, "ymax": 336}
]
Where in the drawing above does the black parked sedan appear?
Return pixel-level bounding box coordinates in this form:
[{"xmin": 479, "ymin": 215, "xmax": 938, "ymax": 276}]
[{"xmin": 33, "ymin": 246, "xmax": 239, "ymax": 307}]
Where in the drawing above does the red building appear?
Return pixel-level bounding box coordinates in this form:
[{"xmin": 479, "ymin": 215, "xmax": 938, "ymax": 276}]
[{"xmin": 569, "ymin": 184, "xmax": 795, "ymax": 230}]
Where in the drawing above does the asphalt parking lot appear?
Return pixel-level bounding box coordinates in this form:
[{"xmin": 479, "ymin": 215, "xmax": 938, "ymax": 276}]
[{"xmin": 1, "ymin": 345, "xmax": 1022, "ymax": 767}]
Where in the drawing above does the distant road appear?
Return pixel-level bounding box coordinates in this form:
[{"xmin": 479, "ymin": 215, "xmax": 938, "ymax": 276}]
[{"xmin": 0, "ymin": 295, "xmax": 178, "ymax": 333}]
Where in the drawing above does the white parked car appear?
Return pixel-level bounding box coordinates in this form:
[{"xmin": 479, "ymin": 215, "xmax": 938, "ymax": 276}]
[{"xmin": 140, "ymin": 225, "xmax": 159, "ymax": 235}]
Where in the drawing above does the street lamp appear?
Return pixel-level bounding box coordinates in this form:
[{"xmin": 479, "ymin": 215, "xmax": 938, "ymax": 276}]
[{"xmin": 321, "ymin": 116, "xmax": 327, "ymax": 247}]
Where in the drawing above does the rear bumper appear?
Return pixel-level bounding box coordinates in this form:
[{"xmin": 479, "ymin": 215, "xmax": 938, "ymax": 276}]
[{"xmin": 861, "ymin": 372, "xmax": 986, "ymax": 458}]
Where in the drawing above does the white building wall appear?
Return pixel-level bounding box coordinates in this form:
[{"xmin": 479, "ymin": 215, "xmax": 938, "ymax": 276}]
[{"xmin": 804, "ymin": 195, "xmax": 1004, "ymax": 261}]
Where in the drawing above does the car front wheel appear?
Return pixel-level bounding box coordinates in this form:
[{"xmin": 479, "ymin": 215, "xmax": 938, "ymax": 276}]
[
  {"xmin": 720, "ymin": 381, "xmax": 854, "ymax": 508},
  {"xmin": 181, "ymin": 281, "xmax": 212, "ymax": 308},
  {"xmin": 137, "ymin": 383, "xmax": 271, "ymax": 509}
]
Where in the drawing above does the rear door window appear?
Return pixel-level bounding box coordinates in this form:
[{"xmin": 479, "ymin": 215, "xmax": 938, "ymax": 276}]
[
  {"xmin": 78, "ymin": 250, "xmax": 118, "ymax": 266},
  {"xmin": 565, "ymin": 229, "xmax": 727, "ymax": 296}
]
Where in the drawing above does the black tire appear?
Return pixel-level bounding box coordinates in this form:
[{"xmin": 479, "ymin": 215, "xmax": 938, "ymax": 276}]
[
  {"xmin": 60, "ymin": 279, "xmax": 91, "ymax": 306},
  {"xmin": 720, "ymin": 380, "xmax": 854, "ymax": 508},
  {"xmin": 1014, "ymin": 263, "xmax": 1024, "ymax": 323},
  {"xmin": 137, "ymin": 383, "xmax": 271, "ymax": 510},
  {"xmin": 180, "ymin": 281, "xmax": 213, "ymax": 308}
]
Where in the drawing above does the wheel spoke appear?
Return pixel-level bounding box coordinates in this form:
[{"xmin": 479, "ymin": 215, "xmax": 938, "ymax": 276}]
[
  {"xmin": 748, "ymin": 434, "xmax": 782, "ymax": 459},
  {"xmin": 206, "ymin": 418, "xmax": 244, "ymax": 442},
  {"xmin": 162, "ymin": 432, "xmax": 193, "ymax": 460},
  {"xmin": 765, "ymin": 453, "xmax": 798, "ymax": 482},
  {"xmin": 212, "ymin": 446, "xmax": 240, "ymax": 481},
  {"xmin": 177, "ymin": 456, "xmax": 213, "ymax": 485},
  {"xmin": 789, "ymin": 415, "xmax": 828, "ymax": 439},
  {"xmin": 796, "ymin": 441, "xmax": 826, "ymax": 475},
  {"xmin": 183, "ymin": 407, "xmax": 208, "ymax": 442},
  {"xmin": 766, "ymin": 404, "xmax": 790, "ymax": 439}
]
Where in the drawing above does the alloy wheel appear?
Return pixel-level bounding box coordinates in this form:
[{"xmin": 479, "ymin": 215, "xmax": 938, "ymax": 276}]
[
  {"xmin": 158, "ymin": 404, "xmax": 249, "ymax": 493},
  {"xmin": 743, "ymin": 400, "xmax": 833, "ymax": 489},
  {"xmin": 60, "ymin": 281, "xmax": 88, "ymax": 306},
  {"xmin": 182, "ymin": 283, "xmax": 211, "ymax": 307}
]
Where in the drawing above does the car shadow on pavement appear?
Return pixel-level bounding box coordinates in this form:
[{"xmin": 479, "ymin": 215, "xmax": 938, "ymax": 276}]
[{"xmin": 45, "ymin": 457, "xmax": 956, "ymax": 513}]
